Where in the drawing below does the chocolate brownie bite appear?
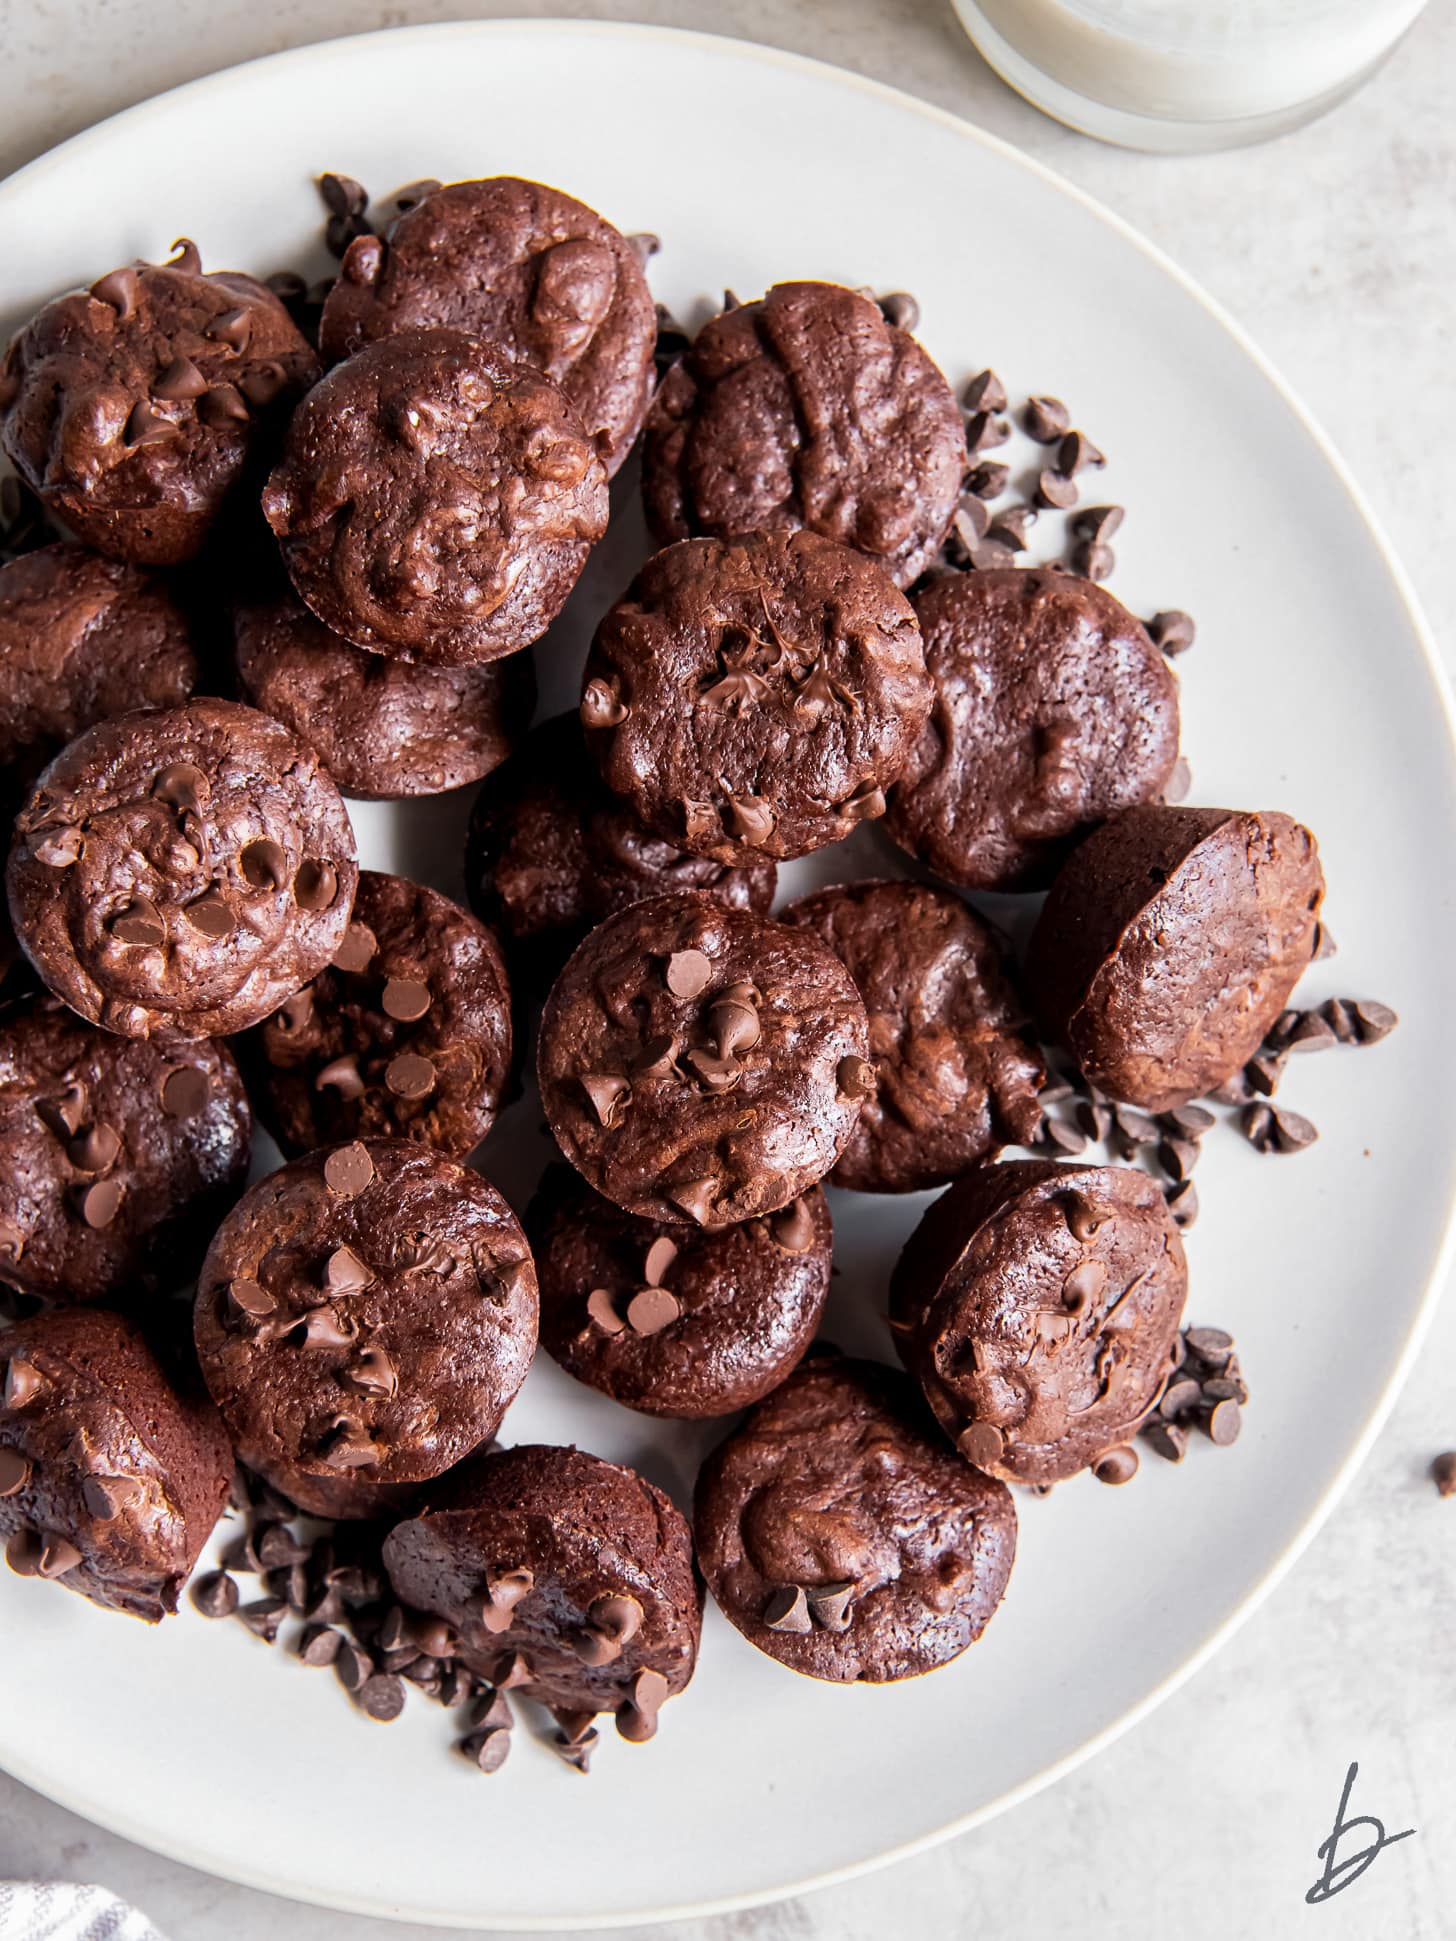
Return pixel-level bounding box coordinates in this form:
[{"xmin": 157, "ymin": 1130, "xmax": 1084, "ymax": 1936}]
[
  {"xmin": 583, "ymin": 530, "xmax": 931, "ymax": 865},
  {"xmin": 642, "ymin": 281, "xmax": 963, "ymax": 588},
  {"xmin": 244, "ymin": 870, "xmax": 511, "ymax": 1158},
  {"xmin": 889, "ymin": 1160, "xmax": 1188, "ymax": 1485},
  {"xmin": 194, "ymin": 1139, "xmax": 536, "ymax": 1518},
  {"xmin": 464, "ymin": 712, "xmax": 776, "ymax": 972},
  {"xmin": 261, "ymin": 327, "xmax": 608, "ymax": 665},
  {"xmin": 0, "ymin": 992, "xmax": 250, "ymax": 1305},
  {"xmin": 382, "ymin": 1443, "xmax": 700, "ymax": 1745},
  {"xmin": 885, "ymin": 569, "xmax": 1181, "ymax": 892},
  {"xmin": 0, "ymin": 242, "xmax": 319, "ymax": 565},
  {"xmin": 234, "ymin": 586, "xmax": 534, "ymax": 799},
  {"xmin": 781, "ymin": 880, "xmax": 1043, "ymax": 1193},
  {"xmin": 537, "ymin": 892, "xmax": 870, "ymax": 1229},
  {"xmin": 1025, "ymin": 806, "xmax": 1325, "ymax": 1111},
  {"xmin": 528, "ymin": 1162, "xmax": 831, "ymax": 1417},
  {"xmin": 7, "ymin": 698, "xmax": 358, "ymax": 1040},
  {"xmin": 0, "ymin": 1305, "xmax": 231, "ymax": 1621},
  {"xmin": 319, "ymin": 176, "xmax": 657, "ymax": 479},
  {"xmin": 694, "ymin": 1354, "xmax": 1016, "ymax": 1683},
  {"xmin": 0, "ymin": 542, "xmax": 199, "ymax": 775}
]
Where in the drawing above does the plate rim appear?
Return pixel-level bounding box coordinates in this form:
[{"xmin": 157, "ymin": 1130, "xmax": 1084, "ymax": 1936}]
[{"xmin": 1, "ymin": 17, "xmax": 1454, "ymax": 1931}]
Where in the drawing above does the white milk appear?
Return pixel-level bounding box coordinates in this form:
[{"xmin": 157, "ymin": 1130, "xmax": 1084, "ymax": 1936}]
[{"xmin": 953, "ymin": 0, "xmax": 1430, "ymax": 149}]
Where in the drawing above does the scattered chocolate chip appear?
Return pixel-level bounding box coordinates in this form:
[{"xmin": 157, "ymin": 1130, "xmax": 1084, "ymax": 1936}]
[
  {"xmin": 1157, "ymin": 1137, "xmax": 1200, "ymax": 1184},
  {"xmin": 190, "ymin": 1570, "xmax": 239, "ymax": 1618},
  {"xmin": 986, "ymin": 504, "xmax": 1036, "ymax": 550},
  {"xmin": 1023, "ymin": 395, "xmax": 1071, "ymax": 443},
  {"xmin": 1209, "ymin": 1069, "xmax": 1255, "ymax": 1106},
  {"xmin": 1287, "ymin": 1011, "xmax": 1337, "ymax": 1054},
  {"xmin": 1093, "ymin": 1445, "xmax": 1139, "ymax": 1485},
  {"xmin": 298, "ymin": 1623, "xmax": 343, "ymax": 1666},
  {"xmin": 1269, "ymin": 1106, "xmax": 1318, "ymax": 1153},
  {"xmin": 1148, "ymin": 610, "xmax": 1196, "ymax": 657},
  {"xmin": 1162, "ymin": 1103, "xmax": 1215, "ymax": 1139},
  {"xmin": 1431, "ymin": 1453, "xmax": 1456, "ymax": 1498},
  {"xmin": 878, "ymin": 291, "xmax": 920, "ymax": 331},
  {"xmin": 1034, "ymin": 469, "xmax": 1078, "ymax": 510},
  {"xmin": 1312, "ymin": 922, "xmax": 1337, "ymax": 961},
  {"xmin": 1071, "ymin": 504, "xmax": 1124, "ymax": 541},
  {"xmin": 626, "ymin": 1286, "xmax": 680, "ymax": 1335},
  {"xmin": 966, "ymin": 411, "xmax": 1012, "ymax": 453},
  {"xmin": 4, "ymin": 1531, "xmax": 41, "ymax": 1576},
  {"xmin": 1202, "ymin": 1398, "xmax": 1243, "ymax": 1446},
  {"xmin": 763, "ymin": 1584, "xmax": 812, "ymax": 1633},
  {"xmin": 1113, "ymin": 1106, "xmax": 1159, "ymax": 1149},
  {"xmin": 1057, "ymin": 430, "xmax": 1105, "ymax": 474},
  {"xmin": 1184, "ymin": 1327, "xmax": 1234, "ymax": 1369},
  {"xmin": 355, "ymin": 1672, "xmax": 405, "ymax": 1721},
  {"xmin": 385, "ymin": 1053, "xmax": 436, "ymax": 1100},
  {"xmin": 334, "ymin": 1639, "xmax": 375, "ymax": 1692},
  {"xmin": 1070, "ymin": 539, "xmax": 1115, "ymax": 581},
  {"xmin": 552, "ymin": 1727, "xmax": 598, "ymax": 1773},
  {"xmin": 323, "ymin": 1142, "xmax": 374, "ymax": 1197},
  {"xmin": 462, "ymin": 1726, "xmax": 512, "ymax": 1772},
  {"xmin": 239, "ymin": 1598, "xmax": 287, "ymax": 1643},
  {"xmin": 1165, "ymin": 1180, "xmax": 1199, "ymax": 1229},
  {"xmin": 963, "ymin": 369, "xmax": 1008, "ymax": 413},
  {"xmin": 965, "ymin": 460, "xmax": 1011, "ymax": 500},
  {"xmin": 957, "ymin": 1421, "xmax": 1004, "ymax": 1470},
  {"xmin": 1143, "ymin": 1419, "xmax": 1188, "ymax": 1463},
  {"xmin": 1159, "ymin": 1377, "xmax": 1204, "ymax": 1421},
  {"xmin": 492, "ymin": 1651, "xmax": 533, "ymax": 1690},
  {"xmin": 1073, "ymin": 1099, "xmax": 1113, "ymax": 1143},
  {"xmin": 951, "ymin": 498, "xmax": 990, "ymax": 551},
  {"xmin": 257, "ymin": 1525, "xmax": 310, "ymax": 1569},
  {"xmin": 1351, "ymin": 1000, "xmax": 1398, "ymax": 1044},
  {"xmin": 1038, "ymin": 1115, "xmax": 1088, "ymax": 1157}
]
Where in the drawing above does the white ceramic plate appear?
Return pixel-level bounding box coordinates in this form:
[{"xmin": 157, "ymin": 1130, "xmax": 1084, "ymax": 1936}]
[{"xmin": 0, "ymin": 20, "xmax": 1452, "ymax": 1932}]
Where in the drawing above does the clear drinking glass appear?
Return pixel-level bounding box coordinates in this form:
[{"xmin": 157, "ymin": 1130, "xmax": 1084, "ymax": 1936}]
[{"xmin": 951, "ymin": 0, "xmax": 1430, "ymax": 151}]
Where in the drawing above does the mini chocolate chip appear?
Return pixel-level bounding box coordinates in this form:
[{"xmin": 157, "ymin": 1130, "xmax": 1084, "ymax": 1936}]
[
  {"xmin": 462, "ymin": 1726, "xmax": 512, "ymax": 1772},
  {"xmin": 1165, "ymin": 1180, "xmax": 1199, "ymax": 1229},
  {"xmin": 294, "ymin": 859, "xmax": 339, "ymax": 912},
  {"xmin": 78, "ymin": 1179, "xmax": 124, "ymax": 1229},
  {"xmin": 763, "ymin": 1585, "xmax": 811, "ymax": 1633},
  {"xmin": 331, "ymin": 921, "xmax": 377, "ymax": 973},
  {"xmin": 1351, "ymin": 1000, "xmax": 1398, "ymax": 1044},
  {"xmin": 957, "ymin": 1421, "xmax": 1004, "ymax": 1470},
  {"xmin": 124, "ymin": 402, "xmax": 178, "ymax": 447},
  {"xmin": 0, "ymin": 1447, "xmax": 31, "ymax": 1496},
  {"xmin": 323, "ymin": 1142, "xmax": 374, "ymax": 1196},
  {"xmin": 771, "ymin": 1199, "xmax": 816, "ymax": 1253},
  {"xmin": 348, "ymin": 1347, "xmax": 397, "ymax": 1398},
  {"xmin": 806, "ymin": 1581, "xmax": 856, "ymax": 1631},
  {"xmin": 837, "ymin": 1055, "xmax": 876, "ymax": 1102},
  {"xmin": 1071, "ymin": 539, "xmax": 1115, "ymax": 581},
  {"xmin": 1057, "ymin": 430, "xmax": 1105, "ymax": 474},
  {"xmin": 110, "ymin": 896, "xmax": 165, "ymax": 947},
  {"xmin": 581, "ymin": 676, "xmax": 629, "ymax": 728},
  {"xmin": 228, "ymin": 1278, "xmax": 275, "ymax": 1322},
  {"xmin": 191, "ymin": 1570, "xmax": 239, "ymax": 1618},
  {"xmin": 1063, "ymin": 1260, "xmax": 1107, "ymax": 1310},
  {"xmin": 586, "ymin": 1288, "xmax": 624, "ymax": 1334},
  {"xmin": 153, "ymin": 355, "xmax": 208, "ymax": 401},
  {"xmin": 1430, "ymin": 1453, "xmax": 1456, "ymax": 1498},
  {"xmin": 1071, "ymin": 504, "xmax": 1124, "ymax": 541},
  {"xmin": 385, "ymin": 1053, "xmax": 436, "ymax": 1100},
  {"xmin": 1093, "ymin": 1445, "xmax": 1139, "ymax": 1485},
  {"xmin": 90, "ymin": 267, "xmax": 139, "ymax": 316},
  {"xmin": 580, "ymin": 1073, "xmax": 631, "ymax": 1127},
  {"xmin": 965, "ymin": 460, "xmax": 1010, "ymax": 499},
  {"xmin": 1149, "ymin": 610, "xmax": 1196, "ymax": 656},
  {"xmin": 198, "ymin": 383, "xmax": 249, "ymax": 427},
  {"xmin": 1023, "ymin": 395, "xmax": 1071, "ymax": 443},
  {"xmin": 726, "ymin": 795, "xmax": 775, "ymax": 845},
  {"xmin": 963, "ymin": 369, "xmax": 1008, "ymax": 413},
  {"xmin": 1269, "ymin": 1106, "xmax": 1319, "ymax": 1153},
  {"xmin": 381, "ymin": 977, "xmax": 431, "ymax": 1021},
  {"xmin": 1034, "ymin": 469, "xmax": 1078, "ymax": 510},
  {"xmin": 239, "ymin": 1598, "xmax": 286, "ymax": 1642},
  {"xmin": 241, "ymin": 838, "xmax": 288, "ymax": 890},
  {"xmin": 666, "ymin": 1178, "xmax": 717, "ymax": 1225},
  {"xmin": 626, "ymin": 1286, "xmax": 680, "ymax": 1335},
  {"xmin": 324, "ymin": 1244, "xmax": 373, "ymax": 1293},
  {"xmin": 82, "ymin": 1474, "xmax": 142, "ymax": 1520},
  {"xmin": 1143, "ymin": 1419, "xmax": 1188, "ymax": 1463},
  {"xmin": 315, "ymin": 1055, "xmax": 365, "ymax": 1100}
]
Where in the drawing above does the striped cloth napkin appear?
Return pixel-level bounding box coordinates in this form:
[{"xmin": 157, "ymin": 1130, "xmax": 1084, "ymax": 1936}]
[{"xmin": 0, "ymin": 1884, "xmax": 168, "ymax": 1941}]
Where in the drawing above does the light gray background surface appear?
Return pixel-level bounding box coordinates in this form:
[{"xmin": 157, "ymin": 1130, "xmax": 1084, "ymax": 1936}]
[{"xmin": 0, "ymin": 4, "xmax": 1452, "ymax": 1937}]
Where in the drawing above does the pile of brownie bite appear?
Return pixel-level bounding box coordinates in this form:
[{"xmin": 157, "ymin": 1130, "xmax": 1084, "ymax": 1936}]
[{"xmin": 0, "ymin": 172, "xmax": 1392, "ymax": 1775}]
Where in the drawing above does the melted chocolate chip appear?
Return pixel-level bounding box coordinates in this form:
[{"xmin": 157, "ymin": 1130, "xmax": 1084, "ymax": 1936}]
[{"xmin": 294, "ymin": 859, "xmax": 339, "ymax": 912}]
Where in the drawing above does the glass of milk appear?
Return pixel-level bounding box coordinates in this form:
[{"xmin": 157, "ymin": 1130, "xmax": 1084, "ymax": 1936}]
[{"xmin": 951, "ymin": 0, "xmax": 1430, "ymax": 150}]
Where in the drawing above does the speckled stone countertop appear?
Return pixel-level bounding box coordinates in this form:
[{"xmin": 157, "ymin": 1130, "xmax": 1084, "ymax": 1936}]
[{"xmin": 1, "ymin": 4, "xmax": 1452, "ymax": 1938}]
